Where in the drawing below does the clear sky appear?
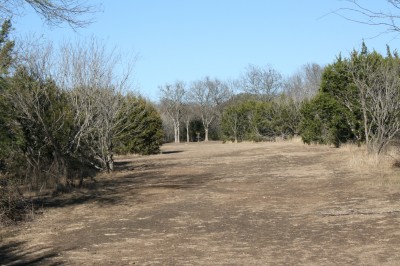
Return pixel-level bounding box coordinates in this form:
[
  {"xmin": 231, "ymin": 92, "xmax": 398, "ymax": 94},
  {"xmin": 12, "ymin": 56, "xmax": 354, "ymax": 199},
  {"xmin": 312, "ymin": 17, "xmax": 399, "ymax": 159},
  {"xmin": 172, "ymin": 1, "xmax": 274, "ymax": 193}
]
[{"xmin": 11, "ymin": 0, "xmax": 399, "ymax": 101}]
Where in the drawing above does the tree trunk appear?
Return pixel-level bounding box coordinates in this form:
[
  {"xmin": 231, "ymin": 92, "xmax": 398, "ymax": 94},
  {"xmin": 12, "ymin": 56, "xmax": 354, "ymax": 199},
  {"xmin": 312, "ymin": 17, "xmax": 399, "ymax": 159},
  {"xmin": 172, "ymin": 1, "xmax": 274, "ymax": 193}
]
[
  {"xmin": 174, "ymin": 120, "xmax": 180, "ymax": 143},
  {"xmin": 177, "ymin": 124, "xmax": 180, "ymax": 143},
  {"xmin": 107, "ymin": 139, "xmax": 114, "ymax": 172},
  {"xmin": 361, "ymin": 98, "xmax": 370, "ymax": 152},
  {"xmin": 186, "ymin": 121, "xmax": 190, "ymax": 143},
  {"xmin": 204, "ymin": 127, "xmax": 209, "ymax": 141},
  {"xmin": 107, "ymin": 153, "xmax": 114, "ymax": 172}
]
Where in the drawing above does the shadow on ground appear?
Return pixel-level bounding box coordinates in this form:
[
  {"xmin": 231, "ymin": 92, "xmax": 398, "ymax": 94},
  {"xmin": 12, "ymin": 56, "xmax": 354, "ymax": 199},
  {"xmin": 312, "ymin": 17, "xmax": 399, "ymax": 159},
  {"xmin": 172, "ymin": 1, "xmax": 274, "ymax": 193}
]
[
  {"xmin": 33, "ymin": 157, "xmax": 216, "ymax": 211},
  {"xmin": 0, "ymin": 240, "xmax": 61, "ymax": 266},
  {"xmin": 161, "ymin": 150, "xmax": 184, "ymax": 155}
]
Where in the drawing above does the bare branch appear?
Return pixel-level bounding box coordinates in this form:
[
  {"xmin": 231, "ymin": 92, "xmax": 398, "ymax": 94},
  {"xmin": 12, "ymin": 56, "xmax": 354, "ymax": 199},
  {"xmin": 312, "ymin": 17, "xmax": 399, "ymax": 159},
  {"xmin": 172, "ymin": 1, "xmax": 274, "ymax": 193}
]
[
  {"xmin": 334, "ymin": 0, "xmax": 400, "ymax": 34},
  {"xmin": 188, "ymin": 77, "xmax": 231, "ymax": 141},
  {"xmin": 0, "ymin": 0, "xmax": 99, "ymax": 29},
  {"xmin": 284, "ymin": 63, "xmax": 323, "ymax": 102},
  {"xmin": 239, "ymin": 64, "xmax": 282, "ymax": 102},
  {"xmin": 159, "ymin": 81, "xmax": 186, "ymax": 143},
  {"xmin": 350, "ymin": 52, "xmax": 400, "ymax": 154}
]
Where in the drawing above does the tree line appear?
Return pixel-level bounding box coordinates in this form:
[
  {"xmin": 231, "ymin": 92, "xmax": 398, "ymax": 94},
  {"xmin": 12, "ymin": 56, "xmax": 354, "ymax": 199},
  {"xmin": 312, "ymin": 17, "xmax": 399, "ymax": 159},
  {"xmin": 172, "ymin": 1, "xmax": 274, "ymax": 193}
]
[
  {"xmin": 159, "ymin": 63, "xmax": 322, "ymax": 143},
  {"xmin": 160, "ymin": 43, "xmax": 400, "ymax": 156}
]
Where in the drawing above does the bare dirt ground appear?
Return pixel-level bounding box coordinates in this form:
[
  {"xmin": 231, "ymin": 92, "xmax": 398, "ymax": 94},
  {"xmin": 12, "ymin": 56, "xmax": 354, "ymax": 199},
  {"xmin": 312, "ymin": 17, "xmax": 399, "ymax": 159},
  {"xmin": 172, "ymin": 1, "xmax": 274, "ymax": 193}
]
[{"xmin": 2, "ymin": 141, "xmax": 400, "ymax": 265}]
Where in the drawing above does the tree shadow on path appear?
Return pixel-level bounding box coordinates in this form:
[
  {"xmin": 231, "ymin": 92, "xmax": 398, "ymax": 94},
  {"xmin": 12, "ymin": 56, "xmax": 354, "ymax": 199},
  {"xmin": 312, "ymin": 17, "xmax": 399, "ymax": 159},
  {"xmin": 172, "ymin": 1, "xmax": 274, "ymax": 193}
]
[
  {"xmin": 0, "ymin": 240, "xmax": 61, "ymax": 265},
  {"xmin": 33, "ymin": 155, "xmax": 216, "ymax": 211}
]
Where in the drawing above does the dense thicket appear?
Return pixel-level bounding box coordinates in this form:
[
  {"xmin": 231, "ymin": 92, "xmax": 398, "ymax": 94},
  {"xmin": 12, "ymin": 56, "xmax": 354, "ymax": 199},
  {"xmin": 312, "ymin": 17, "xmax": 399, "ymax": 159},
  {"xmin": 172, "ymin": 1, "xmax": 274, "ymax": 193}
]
[
  {"xmin": 300, "ymin": 43, "xmax": 400, "ymax": 154},
  {"xmin": 0, "ymin": 21, "xmax": 164, "ymax": 192}
]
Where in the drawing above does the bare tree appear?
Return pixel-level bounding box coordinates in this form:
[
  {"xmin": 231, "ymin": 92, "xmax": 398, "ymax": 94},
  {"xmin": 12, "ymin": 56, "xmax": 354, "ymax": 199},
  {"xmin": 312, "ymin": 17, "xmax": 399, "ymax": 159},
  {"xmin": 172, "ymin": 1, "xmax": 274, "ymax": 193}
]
[
  {"xmin": 284, "ymin": 63, "xmax": 323, "ymax": 102},
  {"xmin": 350, "ymin": 53, "xmax": 400, "ymax": 154},
  {"xmin": 304, "ymin": 63, "xmax": 324, "ymax": 96},
  {"xmin": 189, "ymin": 77, "xmax": 231, "ymax": 141},
  {"xmin": 159, "ymin": 81, "xmax": 186, "ymax": 143},
  {"xmin": 160, "ymin": 112, "xmax": 175, "ymax": 143},
  {"xmin": 240, "ymin": 64, "xmax": 283, "ymax": 102},
  {"xmin": 335, "ymin": 0, "xmax": 400, "ymax": 34},
  {"xmin": 283, "ymin": 63, "xmax": 323, "ymax": 137},
  {"xmin": 181, "ymin": 103, "xmax": 193, "ymax": 143},
  {"xmin": 58, "ymin": 38, "xmax": 133, "ymax": 171},
  {"xmin": 0, "ymin": 0, "xmax": 98, "ymax": 29}
]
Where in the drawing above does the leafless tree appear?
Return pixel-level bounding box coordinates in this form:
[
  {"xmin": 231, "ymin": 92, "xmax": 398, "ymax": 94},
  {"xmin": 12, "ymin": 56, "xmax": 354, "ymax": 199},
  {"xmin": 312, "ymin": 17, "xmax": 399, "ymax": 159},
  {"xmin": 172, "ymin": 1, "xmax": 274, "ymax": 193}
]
[
  {"xmin": 159, "ymin": 81, "xmax": 186, "ymax": 143},
  {"xmin": 284, "ymin": 63, "xmax": 323, "ymax": 102},
  {"xmin": 181, "ymin": 101, "xmax": 196, "ymax": 143},
  {"xmin": 304, "ymin": 63, "xmax": 324, "ymax": 96},
  {"xmin": 335, "ymin": 0, "xmax": 400, "ymax": 35},
  {"xmin": 58, "ymin": 38, "xmax": 133, "ymax": 171},
  {"xmin": 350, "ymin": 55, "xmax": 400, "ymax": 154},
  {"xmin": 283, "ymin": 63, "xmax": 323, "ymax": 136},
  {"xmin": 239, "ymin": 64, "xmax": 283, "ymax": 102},
  {"xmin": 160, "ymin": 112, "xmax": 175, "ymax": 143},
  {"xmin": 0, "ymin": 0, "xmax": 98, "ymax": 29},
  {"xmin": 189, "ymin": 77, "xmax": 231, "ymax": 141}
]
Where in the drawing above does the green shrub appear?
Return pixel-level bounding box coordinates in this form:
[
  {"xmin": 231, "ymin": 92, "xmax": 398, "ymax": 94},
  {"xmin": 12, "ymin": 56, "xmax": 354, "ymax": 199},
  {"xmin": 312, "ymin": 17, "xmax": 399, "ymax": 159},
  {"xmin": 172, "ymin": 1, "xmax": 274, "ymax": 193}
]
[{"xmin": 114, "ymin": 95, "xmax": 164, "ymax": 155}]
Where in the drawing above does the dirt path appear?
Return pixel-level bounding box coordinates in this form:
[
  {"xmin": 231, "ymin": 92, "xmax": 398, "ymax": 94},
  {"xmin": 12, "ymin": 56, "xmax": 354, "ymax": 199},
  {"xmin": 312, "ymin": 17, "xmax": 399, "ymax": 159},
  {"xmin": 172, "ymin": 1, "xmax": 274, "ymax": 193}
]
[{"xmin": 2, "ymin": 141, "xmax": 400, "ymax": 265}]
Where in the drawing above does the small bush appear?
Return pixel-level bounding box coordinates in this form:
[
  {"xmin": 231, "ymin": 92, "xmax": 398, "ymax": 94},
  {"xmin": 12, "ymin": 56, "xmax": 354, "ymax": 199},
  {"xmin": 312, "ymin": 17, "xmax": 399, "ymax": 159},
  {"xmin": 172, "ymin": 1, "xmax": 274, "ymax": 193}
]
[{"xmin": 0, "ymin": 177, "xmax": 33, "ymax": 225}]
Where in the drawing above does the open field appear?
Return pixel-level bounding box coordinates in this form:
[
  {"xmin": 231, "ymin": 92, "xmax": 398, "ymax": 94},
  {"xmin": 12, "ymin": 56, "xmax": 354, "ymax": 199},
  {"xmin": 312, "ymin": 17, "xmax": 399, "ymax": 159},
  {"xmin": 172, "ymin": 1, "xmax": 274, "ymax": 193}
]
[{"xmin": 1, "ymin": 141, "xmax": 400, "ymax": 265}]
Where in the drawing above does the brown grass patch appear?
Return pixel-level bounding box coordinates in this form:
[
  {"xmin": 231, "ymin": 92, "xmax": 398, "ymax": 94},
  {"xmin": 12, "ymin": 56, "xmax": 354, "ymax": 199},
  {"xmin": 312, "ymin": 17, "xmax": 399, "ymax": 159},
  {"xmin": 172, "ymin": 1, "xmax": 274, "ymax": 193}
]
[
  {"xmin": 339, "ymin": 143, "xmax": 400, "ymax": 189},
  {"xmin": 3, "ymin": 141, "xmax": 400, "ymax": 264}
]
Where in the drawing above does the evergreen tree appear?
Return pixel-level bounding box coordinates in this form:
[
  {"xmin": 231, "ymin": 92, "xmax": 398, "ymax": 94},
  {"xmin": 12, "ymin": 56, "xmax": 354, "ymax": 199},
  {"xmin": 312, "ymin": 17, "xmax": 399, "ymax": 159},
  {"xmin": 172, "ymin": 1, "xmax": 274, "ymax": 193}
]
[
  {"xmin": 221, "ymin": 101, "xmax": 251, "ymax": 142},
  {"xmin": 319, "ymin": 56, "xmax": 363, "ymax": 144},
  {"xmin": 300, "ymin": 93, "xmax": 351, "ymax": 147},
  {"xmin": 0, "ymin": 20, "xmax": 15, "ymax": 171},
  {"xmin": 114, "ymin": 95, "xmax": 164, "ymax": 155},
  {"xmin": 0, "ymin": 20, "xmax": 14, "ymax": 77},
  {"xmin": 9, "ymin": 66, "xmax": 72, "ymax": 187}
]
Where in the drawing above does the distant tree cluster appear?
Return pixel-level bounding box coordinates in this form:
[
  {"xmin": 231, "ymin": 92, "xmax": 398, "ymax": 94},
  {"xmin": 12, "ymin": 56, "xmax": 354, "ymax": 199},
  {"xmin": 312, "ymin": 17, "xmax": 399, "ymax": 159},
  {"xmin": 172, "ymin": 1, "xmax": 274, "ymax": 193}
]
[
  {"xmin": 159, "ymin": 64, "xmax": 323, "ymax": 143},
  {"xmin": 159, "ymin": 76, "xmax": 232, "ymax": 143}
]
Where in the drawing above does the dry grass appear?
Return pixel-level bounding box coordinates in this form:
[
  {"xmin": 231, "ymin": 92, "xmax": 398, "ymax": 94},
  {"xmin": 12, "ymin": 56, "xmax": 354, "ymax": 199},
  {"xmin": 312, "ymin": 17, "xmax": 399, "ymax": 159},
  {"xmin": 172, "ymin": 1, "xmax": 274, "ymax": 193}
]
[
  {"xmin": 339, "ymin": 143, "xmax": 400, "ymax": 188},
  {"xmin": 340, "ymin": 143, "xmax": 384, "ymax": 168},
  {"xmin": 288, "ymin": 136, "xmax": 303, "ymax": 143},
  {"xmin": 273, "ymin": 136, "xmax": 303, "ymax": 143}
]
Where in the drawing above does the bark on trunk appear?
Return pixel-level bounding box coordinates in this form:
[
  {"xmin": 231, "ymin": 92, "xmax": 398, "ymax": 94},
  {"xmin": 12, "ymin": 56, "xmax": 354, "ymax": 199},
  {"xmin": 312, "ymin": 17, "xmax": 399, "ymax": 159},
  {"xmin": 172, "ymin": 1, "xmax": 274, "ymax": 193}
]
[
  {"xmin": 204, "ymin": 128, "xmax": 209, "ymax": 141},
  {"xmin": 174, "ymin": 120, "xmax": 180, "ymax": 143},
  {"xmin": 186, "ymin": 122, "xmax": 190, "ymax": 143}
]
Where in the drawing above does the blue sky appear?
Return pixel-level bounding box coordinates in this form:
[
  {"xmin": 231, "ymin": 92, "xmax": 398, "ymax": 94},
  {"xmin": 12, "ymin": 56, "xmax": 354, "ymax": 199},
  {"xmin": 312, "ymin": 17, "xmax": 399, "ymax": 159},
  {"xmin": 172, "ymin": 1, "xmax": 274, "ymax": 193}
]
[{"xmin": 12, "ymin": 0, "xmax": 399, "ymax": 100}]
